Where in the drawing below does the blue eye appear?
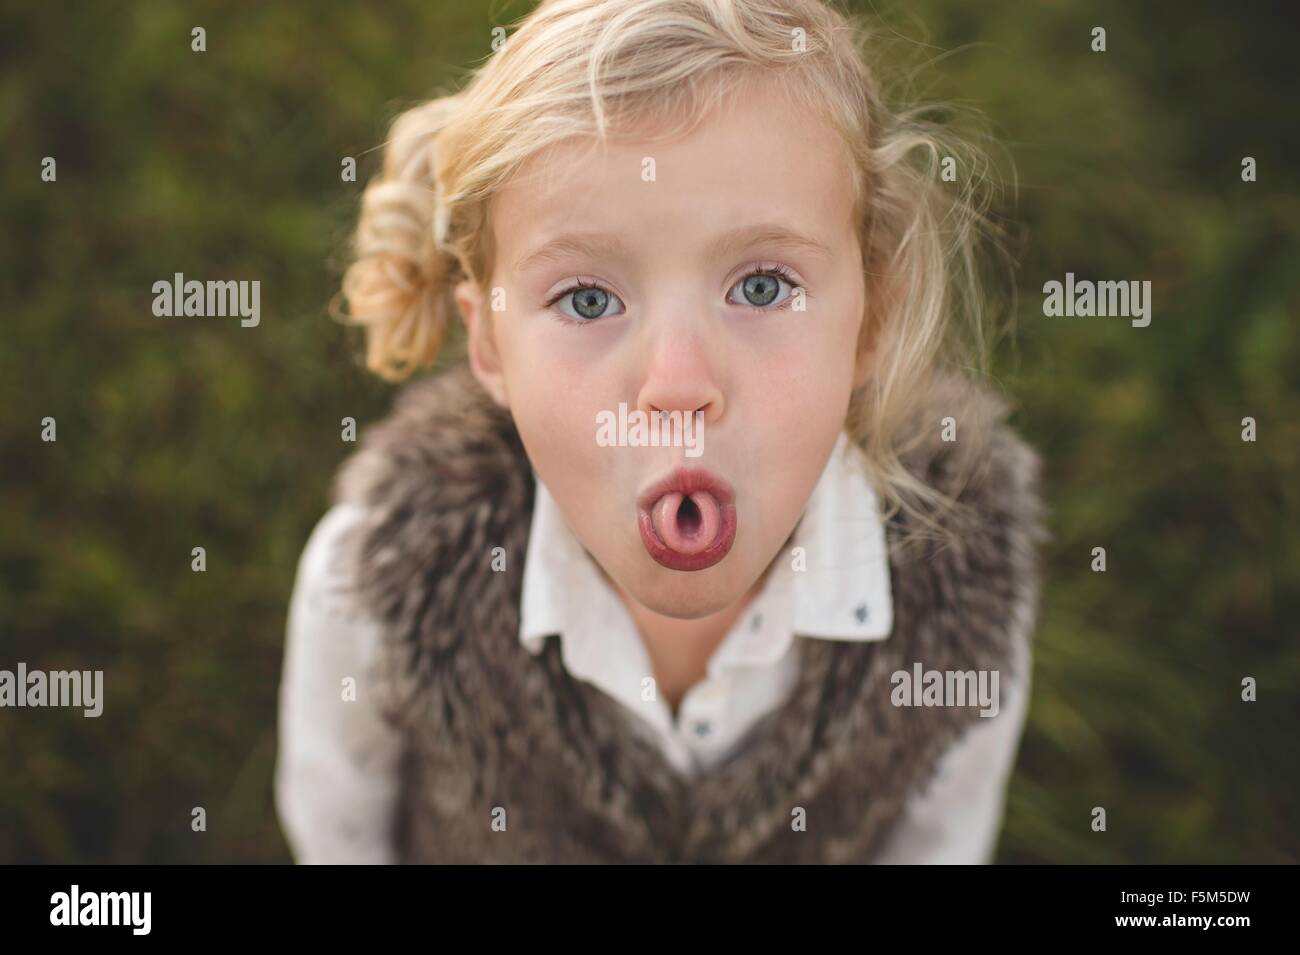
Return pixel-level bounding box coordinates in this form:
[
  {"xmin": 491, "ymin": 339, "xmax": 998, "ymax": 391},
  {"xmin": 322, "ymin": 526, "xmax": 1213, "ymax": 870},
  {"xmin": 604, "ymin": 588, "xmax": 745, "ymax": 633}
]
[
  {"xmin": 546, "ymin": 265, "xmax": 804, "ymax": 326},
  {"xmin": 549, "ymin": 281, "xmax": 626, "ymax": 323},
  {"xmin": 726, "ymin": 266, "xmax": 801, "ymax": 310}
]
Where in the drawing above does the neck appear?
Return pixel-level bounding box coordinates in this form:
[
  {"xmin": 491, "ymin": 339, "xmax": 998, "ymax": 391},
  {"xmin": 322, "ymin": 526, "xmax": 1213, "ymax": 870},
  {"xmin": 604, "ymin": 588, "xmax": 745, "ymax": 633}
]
[{"xmin": 604, "ymin": 564, "xmax": 773, "ymax": 716}]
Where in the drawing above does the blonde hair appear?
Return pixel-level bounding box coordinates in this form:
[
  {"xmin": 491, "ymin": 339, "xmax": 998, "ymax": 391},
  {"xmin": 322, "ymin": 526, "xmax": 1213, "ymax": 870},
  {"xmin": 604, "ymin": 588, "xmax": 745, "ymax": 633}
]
[{"xmin": 336, "ymin": 0, "xmax": 1014, "ymax": 542}]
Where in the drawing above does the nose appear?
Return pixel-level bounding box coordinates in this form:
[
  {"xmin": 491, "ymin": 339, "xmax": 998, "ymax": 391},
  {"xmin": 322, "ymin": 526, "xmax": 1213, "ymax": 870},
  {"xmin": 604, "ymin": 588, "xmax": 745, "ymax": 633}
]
[{"xmin": 634, "ymin": 315, "xmax": 725, "ymax": 427}]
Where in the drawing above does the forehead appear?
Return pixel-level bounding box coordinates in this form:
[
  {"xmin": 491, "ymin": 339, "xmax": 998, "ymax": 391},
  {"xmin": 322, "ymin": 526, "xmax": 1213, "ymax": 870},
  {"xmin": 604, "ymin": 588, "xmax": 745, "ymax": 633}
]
[{"xmin": 491, "ymin": 75, "xmax": 858, "ymax": 271}]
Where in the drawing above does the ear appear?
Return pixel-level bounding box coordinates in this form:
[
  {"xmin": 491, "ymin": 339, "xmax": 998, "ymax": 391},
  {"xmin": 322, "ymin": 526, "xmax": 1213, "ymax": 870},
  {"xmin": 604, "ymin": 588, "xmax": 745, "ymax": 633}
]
[
  {"xmin": 852, "ymin": 327, "xmax": 876, "ymax": 390},
  {"xmin": 455, "ymin": 278, "xmax": 509, "ymax": 408},
  {"xmin": 851, "ymin": 254, "xmax": 904, "ymax": 390},
  {"xmin": 851, "ymin": 300, "xmax": 882, "ymax": 391}
]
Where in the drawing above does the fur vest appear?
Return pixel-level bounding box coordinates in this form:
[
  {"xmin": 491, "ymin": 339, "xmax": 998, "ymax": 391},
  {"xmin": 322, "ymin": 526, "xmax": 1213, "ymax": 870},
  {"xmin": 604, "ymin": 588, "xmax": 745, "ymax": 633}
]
[{"xmin": 330, "ymin": 362, "xmax": 1047, "ymax": 863}]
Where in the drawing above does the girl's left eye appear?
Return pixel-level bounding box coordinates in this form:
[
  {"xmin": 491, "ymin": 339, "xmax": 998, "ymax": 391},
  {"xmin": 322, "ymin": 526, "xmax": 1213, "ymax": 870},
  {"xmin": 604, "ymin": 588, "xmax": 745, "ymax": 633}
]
[{"xmin": 726, "ymin": 266, "xmax": 802, "ymax": 310}]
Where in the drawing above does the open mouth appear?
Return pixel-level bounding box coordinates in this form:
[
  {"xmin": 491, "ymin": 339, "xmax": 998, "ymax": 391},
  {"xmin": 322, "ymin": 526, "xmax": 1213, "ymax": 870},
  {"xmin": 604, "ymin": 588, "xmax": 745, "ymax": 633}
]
[{"xmin": 636, "ymin": 468, "xmax": 737, "ymax": 571}]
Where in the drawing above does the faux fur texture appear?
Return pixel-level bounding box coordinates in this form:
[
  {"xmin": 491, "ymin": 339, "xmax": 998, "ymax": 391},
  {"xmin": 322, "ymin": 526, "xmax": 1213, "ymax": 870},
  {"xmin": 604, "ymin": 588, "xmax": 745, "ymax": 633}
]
[{"xmin": 330, "ymin": 361, "xmax": 1047, "ymax": 863}]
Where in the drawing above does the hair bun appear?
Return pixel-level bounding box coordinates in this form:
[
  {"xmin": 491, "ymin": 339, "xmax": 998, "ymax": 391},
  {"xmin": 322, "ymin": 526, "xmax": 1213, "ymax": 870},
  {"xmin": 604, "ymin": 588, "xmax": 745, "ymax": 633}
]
[{"xmin": 337, "ymin": 98, "xmax": 462, "ymax": 381}]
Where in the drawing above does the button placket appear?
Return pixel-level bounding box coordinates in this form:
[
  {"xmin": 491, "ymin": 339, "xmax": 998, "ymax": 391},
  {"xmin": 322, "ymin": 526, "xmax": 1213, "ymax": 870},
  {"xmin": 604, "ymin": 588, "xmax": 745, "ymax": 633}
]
[
  {"xmin": 678, "ymin": 678, "xmax": 728, "ymax": 747},
  {"xmin": 688, "ymin": 715, "xmax": 715, "ymax": 739}
]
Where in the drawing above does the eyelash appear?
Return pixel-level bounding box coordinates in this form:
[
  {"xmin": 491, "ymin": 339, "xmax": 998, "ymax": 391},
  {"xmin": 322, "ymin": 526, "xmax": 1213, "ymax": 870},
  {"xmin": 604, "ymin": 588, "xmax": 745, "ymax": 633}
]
[{"xmin": 544, "ymin": 264, "xmax": 806, "ymax": 327}]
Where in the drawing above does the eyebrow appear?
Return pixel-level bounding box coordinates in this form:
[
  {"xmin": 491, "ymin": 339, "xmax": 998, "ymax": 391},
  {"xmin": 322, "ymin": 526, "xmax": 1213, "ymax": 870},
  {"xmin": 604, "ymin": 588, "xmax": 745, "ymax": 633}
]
[{"xmin": 512, "ymin": 222, "xmax": 834, "ymax": 273}]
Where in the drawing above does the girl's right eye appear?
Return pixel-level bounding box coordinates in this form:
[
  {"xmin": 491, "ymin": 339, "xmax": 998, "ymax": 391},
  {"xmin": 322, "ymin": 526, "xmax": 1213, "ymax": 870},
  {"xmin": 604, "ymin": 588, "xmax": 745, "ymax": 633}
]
[{"xmin": 548, "ymin": 281, "xmax": 627, "ymax": 323}]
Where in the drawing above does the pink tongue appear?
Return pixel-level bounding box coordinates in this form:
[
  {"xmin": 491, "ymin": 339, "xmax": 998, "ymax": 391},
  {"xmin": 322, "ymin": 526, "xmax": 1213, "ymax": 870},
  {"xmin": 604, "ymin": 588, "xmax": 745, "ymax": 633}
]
[{"xmin": 651, "ymin": 491, "xmax": 721, "ymax": 556}]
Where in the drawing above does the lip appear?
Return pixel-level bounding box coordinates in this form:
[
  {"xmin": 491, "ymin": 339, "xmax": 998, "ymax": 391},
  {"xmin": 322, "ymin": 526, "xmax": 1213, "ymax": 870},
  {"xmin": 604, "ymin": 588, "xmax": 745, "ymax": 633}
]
[{"xmin": 636, "ymin": 467, "xmax": 737, "ymax": 572}]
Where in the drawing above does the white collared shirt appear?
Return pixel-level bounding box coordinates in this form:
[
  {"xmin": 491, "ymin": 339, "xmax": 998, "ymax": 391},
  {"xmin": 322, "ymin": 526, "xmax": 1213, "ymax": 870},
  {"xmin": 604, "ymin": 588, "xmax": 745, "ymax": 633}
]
[
  {"xmin": 275, "ymin": 432, "xmax": 1031, "ymax": 864},
  {"xmin": 518, "ymin": 431, "xmax": 896, "ymax": 776}
]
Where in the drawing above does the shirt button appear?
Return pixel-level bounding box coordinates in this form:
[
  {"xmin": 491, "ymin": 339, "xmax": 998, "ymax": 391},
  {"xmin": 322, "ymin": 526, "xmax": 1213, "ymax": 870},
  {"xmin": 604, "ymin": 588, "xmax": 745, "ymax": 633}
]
[{"xmin": 690, "ymin": 719, "xmax": 713, "ymax": 738}]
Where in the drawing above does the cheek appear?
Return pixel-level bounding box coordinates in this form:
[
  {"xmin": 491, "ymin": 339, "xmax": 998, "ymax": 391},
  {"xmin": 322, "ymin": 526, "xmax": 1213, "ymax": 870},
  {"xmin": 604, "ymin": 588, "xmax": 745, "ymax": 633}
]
[
  {"xmin": 745, "ymin": 325, "xmax": 856, "ymax": 431},
  {"xmin": 497, "ymin": 305, "xmax": 612, "ymax": 415},
  {"xmin": 491, "ymin": 307, "xmax": 632, "ymax": 520},
  {"xmin": 738, "ymin": 321, "xmax": 856, "ymax": 523}
]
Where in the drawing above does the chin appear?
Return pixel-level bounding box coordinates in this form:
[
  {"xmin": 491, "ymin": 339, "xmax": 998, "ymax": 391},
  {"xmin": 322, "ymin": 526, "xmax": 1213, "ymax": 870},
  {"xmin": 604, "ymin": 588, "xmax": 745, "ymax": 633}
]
[{"xmin": 621, "ymin": 564, "xmax": 750, "ymax": 620}]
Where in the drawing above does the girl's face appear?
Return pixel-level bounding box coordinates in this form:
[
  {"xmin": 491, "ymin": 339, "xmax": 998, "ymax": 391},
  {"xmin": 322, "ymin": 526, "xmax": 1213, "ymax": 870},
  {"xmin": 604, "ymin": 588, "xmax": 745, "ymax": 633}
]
[{"xmin": 458, "ymin": 74, "xmax": 870, "ymax": 620}]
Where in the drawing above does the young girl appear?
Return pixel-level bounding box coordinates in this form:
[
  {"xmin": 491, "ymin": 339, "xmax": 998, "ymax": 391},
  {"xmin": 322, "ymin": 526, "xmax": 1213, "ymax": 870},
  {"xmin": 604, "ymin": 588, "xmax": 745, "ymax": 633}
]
[{"xmin": 275, "ymin": 0, "xmax": 1046, "ymax": 864}]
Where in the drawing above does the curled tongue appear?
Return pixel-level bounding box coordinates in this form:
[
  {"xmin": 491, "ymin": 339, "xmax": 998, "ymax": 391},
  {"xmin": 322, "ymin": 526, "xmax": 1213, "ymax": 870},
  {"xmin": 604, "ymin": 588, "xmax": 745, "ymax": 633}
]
[{"xmin": 651, "ymin": 491, "xmax": 721, "ymax": 556}]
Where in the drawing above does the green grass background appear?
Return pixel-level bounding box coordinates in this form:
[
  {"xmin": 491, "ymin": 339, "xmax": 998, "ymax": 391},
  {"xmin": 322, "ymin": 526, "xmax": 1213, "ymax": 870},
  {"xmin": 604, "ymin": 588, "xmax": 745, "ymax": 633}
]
[{"xmin": 1, "ymin": 0, "xmax": 1296, "ymax": 862}]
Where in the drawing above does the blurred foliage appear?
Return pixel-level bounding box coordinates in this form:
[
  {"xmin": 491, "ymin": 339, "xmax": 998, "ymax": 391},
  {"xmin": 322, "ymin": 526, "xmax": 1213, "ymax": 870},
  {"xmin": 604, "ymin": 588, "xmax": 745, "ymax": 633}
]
[{"xmin": 0, "ymin": 0, "xmax": 1296, "ymax": 863}]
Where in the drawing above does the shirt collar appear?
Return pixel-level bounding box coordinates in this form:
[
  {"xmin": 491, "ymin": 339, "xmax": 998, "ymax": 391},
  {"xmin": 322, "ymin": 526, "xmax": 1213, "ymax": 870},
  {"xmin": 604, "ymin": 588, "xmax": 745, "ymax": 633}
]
[{"xmin": 519, "ymin": 430, "xmax": 895, "ymax": 667}]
